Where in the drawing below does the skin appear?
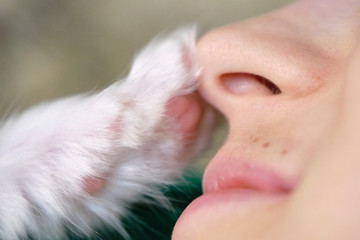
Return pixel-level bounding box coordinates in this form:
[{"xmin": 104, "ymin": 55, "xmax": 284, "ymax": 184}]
[
  {"xmin": 84, "ymin": 0, "xmax": 360, "ymax": 238},
  {"xmin": 171, "ymin": 0, "xmax": 360, "ymax": 239}
]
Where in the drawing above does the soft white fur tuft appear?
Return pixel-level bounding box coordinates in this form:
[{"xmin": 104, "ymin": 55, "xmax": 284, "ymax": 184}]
[{"xmin": 0, "ymin": 26, "xmax": 214, "ymax": 240}]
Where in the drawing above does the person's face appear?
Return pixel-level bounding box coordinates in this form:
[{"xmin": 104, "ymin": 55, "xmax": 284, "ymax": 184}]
[{"xmin": 173, "ymin": 0, "xmax": 360, "ymax": 239}]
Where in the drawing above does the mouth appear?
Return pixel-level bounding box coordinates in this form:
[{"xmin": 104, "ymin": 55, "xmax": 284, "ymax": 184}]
[
  {"xmin": 202, "ymin": 156, "xmax": 294, "ymax": 195},
  {"xmin": 177, "ymin": 154, "xmax": 296, "ymax": 221}
]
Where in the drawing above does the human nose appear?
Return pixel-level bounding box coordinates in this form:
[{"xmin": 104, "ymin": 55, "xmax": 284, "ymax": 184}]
[{"xmin": 196, "ymin": 8, "xmax": 339, "ymax": 117}]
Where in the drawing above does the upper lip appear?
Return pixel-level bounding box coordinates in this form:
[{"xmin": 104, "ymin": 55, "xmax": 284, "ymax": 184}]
[{"xmin": 202, "ymin": 154, "xmax": 295, "ymax": 195}]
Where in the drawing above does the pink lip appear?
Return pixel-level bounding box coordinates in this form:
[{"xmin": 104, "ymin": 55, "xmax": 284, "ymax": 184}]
[
  {"xmin": 175, "ymin": 156, "xmax": 296, "ymax": 228},
  {"xmin": 175, "ymin": 156, "xmax": 296, "ymax": 230},
  {"xmin": 203, "ymin": 156, "xmax": 295, "ymax": 195},
  {"xmin": 182, "ymin": 188, "xmax": 288, "ymax": 217}
]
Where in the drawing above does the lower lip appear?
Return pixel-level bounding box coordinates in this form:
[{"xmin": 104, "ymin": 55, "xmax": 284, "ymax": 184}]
[{"xmin": 179, "ymin": 189, "xmax": 287, "ymax": 220}]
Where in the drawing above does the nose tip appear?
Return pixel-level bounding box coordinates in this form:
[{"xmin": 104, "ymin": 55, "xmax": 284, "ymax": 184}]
[
  {"xmin": 196, "ymin": 26, "xmax": 271, "ymax": 94},
  {"xmin": 196, "ymin": 26, "xmax": 286, "ymax": 108},
  {"xmin": 197, "ymin": 28, "xmax": 237, "ymax": 78}
]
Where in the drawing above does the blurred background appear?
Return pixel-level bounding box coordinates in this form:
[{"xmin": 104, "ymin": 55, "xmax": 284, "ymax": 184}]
[{"xmin": 0, "ymin": 0, "xmax": 293, "ymax": 172}]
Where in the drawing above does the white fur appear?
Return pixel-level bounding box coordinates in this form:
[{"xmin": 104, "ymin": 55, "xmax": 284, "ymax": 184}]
[{"xmin": 0, "ymin": 27, "xmax": 214, "ymax": 240}]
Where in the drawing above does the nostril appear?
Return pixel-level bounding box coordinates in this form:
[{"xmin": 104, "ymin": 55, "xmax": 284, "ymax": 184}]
[
  {"xmin": 220, "ymin": 73, "xmax": 281, "ymax": 96},
  {"xmin": 257, "ymin": 75, "xmax": 282, "ymax": 95}
]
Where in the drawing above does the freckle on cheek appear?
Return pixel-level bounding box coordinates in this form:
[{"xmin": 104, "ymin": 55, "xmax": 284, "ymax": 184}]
[
  {"xmin": 252, "ymin": 138, "xmax": 259, "ymax": 143},
  {"xmin": 262, "ymin": 142, "xmax": 270, "ymax": 148},
  {"xmin": 281, "ymin": 149, "xmax": 288, "ymax": 155}
]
